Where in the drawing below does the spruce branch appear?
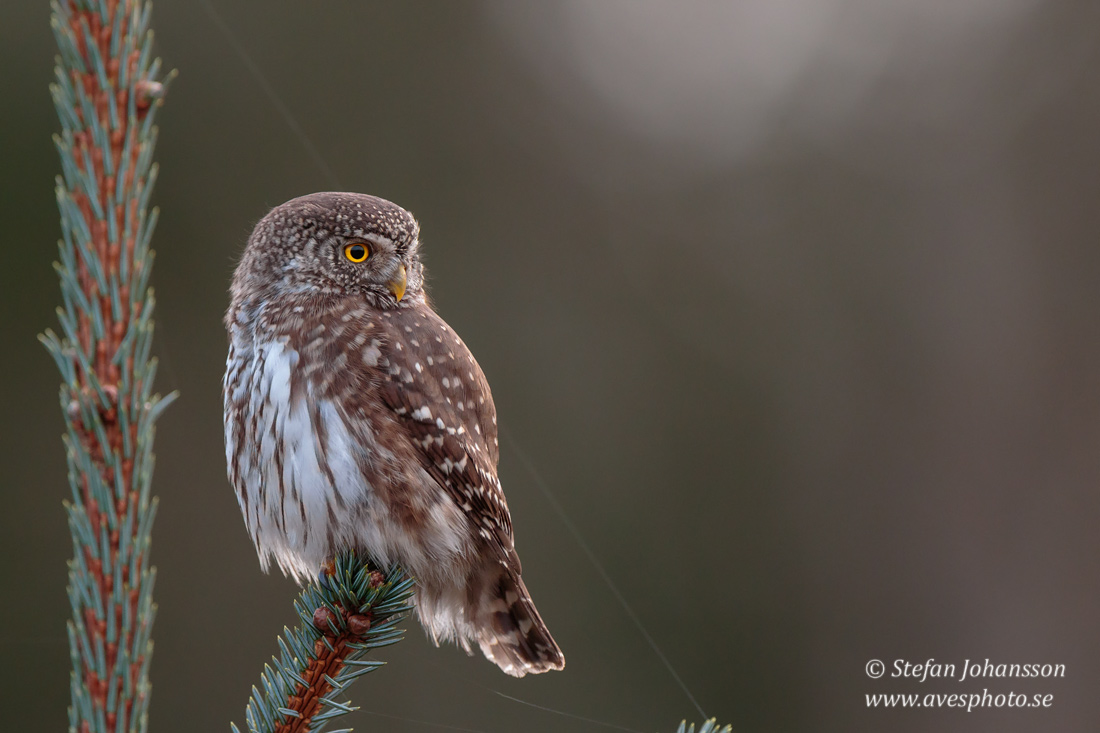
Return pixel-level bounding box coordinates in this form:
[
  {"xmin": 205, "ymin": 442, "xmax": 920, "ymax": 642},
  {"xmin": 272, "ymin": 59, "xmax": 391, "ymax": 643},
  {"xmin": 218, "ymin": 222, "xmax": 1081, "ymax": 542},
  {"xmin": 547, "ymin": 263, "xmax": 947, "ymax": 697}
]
[
  {"xmin": 42, "ymin": 1, "xmax": 173, "ymax": 731},
  {"xmin": 674, "ymin": 719, "xmax": 731, "ymax": 733},
  {"xmin": 233, "ymin": 552, "xmax": 415, "ymax": 733}
]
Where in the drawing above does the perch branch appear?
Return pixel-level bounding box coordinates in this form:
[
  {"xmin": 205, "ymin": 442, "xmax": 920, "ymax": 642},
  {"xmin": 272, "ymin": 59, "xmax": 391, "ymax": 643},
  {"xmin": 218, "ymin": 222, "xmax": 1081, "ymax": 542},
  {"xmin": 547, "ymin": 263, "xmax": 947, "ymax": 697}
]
[{"xmin": 234, "ymin": 553, "xmax": 415, "ymax": 733}]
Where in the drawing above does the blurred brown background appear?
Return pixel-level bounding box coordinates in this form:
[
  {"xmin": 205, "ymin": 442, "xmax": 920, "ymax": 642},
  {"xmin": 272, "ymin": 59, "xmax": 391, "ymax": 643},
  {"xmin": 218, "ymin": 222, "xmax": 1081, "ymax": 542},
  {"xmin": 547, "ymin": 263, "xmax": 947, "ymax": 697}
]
[{"xmin": 3, "ymin": 1, "xmax": 1100, "ymax": 731}]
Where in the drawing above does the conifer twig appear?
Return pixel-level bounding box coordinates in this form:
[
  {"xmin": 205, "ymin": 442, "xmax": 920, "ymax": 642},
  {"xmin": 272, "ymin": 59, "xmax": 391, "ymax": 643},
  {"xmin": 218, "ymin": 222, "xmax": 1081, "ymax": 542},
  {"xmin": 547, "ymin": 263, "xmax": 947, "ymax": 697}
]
[
  {"xmin": 675, "ymin": 719, "xmax": 731, "ymax": 733},
  {"xmin": 42, "ymin": 2, "xmax": 173, "ymax": 731},
  {"xmin": 234, "ymin": 552, "xmax": 415, "ymax": 733}
]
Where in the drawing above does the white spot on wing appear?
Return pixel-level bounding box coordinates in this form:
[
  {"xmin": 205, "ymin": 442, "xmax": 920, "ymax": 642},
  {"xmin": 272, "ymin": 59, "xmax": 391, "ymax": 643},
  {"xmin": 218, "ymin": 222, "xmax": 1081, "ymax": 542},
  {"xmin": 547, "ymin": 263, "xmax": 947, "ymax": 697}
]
[{"xmin": 363, "ymin": 339, "xmax": 383, "ymax": 366}]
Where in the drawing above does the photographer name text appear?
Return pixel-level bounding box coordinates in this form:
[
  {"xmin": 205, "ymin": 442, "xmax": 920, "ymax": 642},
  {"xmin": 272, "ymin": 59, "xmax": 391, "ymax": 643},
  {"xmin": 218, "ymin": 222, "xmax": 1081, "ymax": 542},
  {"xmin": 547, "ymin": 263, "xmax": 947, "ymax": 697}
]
[{"xmin": 890, "ymin": 659, "xmax": 1064, "ymax": 683}]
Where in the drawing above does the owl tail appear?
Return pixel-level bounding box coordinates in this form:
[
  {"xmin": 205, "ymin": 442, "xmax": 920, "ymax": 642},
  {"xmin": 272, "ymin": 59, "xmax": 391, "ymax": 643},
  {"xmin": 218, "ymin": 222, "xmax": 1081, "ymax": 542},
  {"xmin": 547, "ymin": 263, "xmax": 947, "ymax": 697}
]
[{"xmin": 476, "ymin": 564, "xmax": 565, "ymax": 677}]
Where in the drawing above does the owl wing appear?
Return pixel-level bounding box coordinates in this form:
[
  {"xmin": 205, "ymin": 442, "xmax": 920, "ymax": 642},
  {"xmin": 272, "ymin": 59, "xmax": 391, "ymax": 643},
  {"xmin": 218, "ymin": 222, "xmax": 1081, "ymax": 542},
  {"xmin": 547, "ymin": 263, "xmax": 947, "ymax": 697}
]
[{"xmin": 373, "ymin": 307, "xmax": 516, "ymax": 557}]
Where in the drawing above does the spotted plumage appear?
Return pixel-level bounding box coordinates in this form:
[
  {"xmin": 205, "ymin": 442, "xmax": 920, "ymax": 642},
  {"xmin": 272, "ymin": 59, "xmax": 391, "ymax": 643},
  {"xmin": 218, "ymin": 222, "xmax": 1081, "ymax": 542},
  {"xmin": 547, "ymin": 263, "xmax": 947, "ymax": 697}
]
[{"xmin": 223, "ymin": 192, "xmax": 564, "ymax": 676}]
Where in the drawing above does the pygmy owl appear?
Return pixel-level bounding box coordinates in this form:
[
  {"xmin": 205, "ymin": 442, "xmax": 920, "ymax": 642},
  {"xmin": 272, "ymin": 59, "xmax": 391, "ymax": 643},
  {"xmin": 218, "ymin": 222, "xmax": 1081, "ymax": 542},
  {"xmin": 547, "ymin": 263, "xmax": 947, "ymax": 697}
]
[{"xmin": 223, "ymin": 192, "xmax": 564, "ymax": 676}]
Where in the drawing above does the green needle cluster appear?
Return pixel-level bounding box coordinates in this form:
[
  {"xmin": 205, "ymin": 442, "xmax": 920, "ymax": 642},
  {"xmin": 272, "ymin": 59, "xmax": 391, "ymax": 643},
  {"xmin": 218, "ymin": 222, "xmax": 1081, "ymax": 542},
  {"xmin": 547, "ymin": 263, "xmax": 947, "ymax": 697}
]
[{"xmin": 233, "ymin": 552, "xmax": 415, "ymax": 733}]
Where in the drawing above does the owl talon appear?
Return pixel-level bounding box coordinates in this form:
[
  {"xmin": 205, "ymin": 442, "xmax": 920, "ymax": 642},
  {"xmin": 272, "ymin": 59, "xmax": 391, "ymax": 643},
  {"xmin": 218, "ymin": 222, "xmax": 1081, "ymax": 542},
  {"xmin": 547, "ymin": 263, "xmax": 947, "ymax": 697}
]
[{"xmin": 318, "ymin": 557, "xmax": 337, "ymax": 589}]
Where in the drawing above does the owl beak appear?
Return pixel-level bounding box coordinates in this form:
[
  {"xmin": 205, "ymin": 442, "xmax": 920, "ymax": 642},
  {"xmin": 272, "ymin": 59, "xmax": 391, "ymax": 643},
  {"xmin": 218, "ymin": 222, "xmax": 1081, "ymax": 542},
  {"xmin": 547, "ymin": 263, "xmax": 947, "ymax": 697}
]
[{"xmin": 388, "ymin": 265, "xmax": 407, "ymax": 302}]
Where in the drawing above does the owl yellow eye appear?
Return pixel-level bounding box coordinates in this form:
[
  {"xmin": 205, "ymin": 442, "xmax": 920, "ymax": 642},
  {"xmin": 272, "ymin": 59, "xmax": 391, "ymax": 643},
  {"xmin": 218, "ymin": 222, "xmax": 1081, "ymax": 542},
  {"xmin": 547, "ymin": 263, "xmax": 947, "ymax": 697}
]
[{"xmin": 344, "ymin": 243, "xmax": 370, "ymax": 263}]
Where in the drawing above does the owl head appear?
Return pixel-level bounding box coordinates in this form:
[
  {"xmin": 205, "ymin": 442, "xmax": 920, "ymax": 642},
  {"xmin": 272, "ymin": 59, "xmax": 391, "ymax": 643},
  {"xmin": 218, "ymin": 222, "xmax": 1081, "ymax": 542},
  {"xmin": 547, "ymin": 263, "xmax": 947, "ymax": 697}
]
[{"xmin": 233, "ymin": 192, "xmax": 424, "ymax": 308}]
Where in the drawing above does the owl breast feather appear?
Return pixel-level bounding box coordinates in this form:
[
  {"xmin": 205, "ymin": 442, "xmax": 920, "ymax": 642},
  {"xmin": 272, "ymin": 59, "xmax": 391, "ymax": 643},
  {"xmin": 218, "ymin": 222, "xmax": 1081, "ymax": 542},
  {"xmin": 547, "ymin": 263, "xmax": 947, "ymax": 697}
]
[
  {"xmin": 225, "ymin": 337, "xmax": 377, "ymax": 582},
  {"xmin": 224, "ymin": 328, "xmax": 471, "ymax": 585}
]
